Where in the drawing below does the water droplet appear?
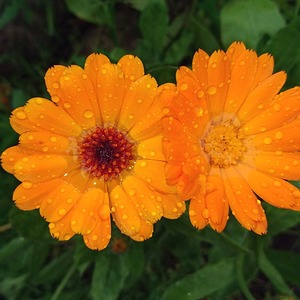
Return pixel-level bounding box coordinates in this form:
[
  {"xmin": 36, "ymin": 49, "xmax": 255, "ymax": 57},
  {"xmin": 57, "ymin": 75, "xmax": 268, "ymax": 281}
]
[
  {"xmin": 58, "ymin": 208, "xmax": 67, "ymax": 216},
  {"xmin": 83, "ymin": 110, "xmax": 94, "ymax": 119},
  {"xmin": 272, "ymin": 103, "xmax": 281, "ymax": 112},
  {"xmin": 252, "ymin": 209, "xmax": 259, "ymax": 214},
  {"xmin": 35, "ymin": 98, "xmax": 43, "ymax": 105},
  {"xmin": 22, "ymin": 181, "xmax": 32, "ymax": 189},
  {"xmin": 273, "ymin": 181, "xmax": 282, "ymax": 187},
  {"xmin": 42, "ymin": 146, "xmax": 48, "ymax": 152},
  {"xmin": 197, "ymin": 90, "xmax": 204, "ymax": 98},
  {"xmin": 22, "ymin": 157, "xmax": 29, "ymax": 163},
  {"xmin": 260, "ymin": 126, "xmax": 266, "ymax": 132},
  {"xmin": 140, "ymin": 161, "xmax": 148, "ymax": 168},
  {"xmin": 129, "ymin": 74, "xmax": 135, "ymax": 81},
  {"xmin": 189, "ymin": 209, "xmax": 196, "ymax": 217},
  {"xmin": 207, "ymin": 86, "xmax": 217, "ymax": 95},
  {"xmin": 146, "ymin": 83, "xmax": 152, "ymax": 89},
  {"xmin": 53, "ymin": 82, "xmax": 60, "ymax": 89},
  {"xmin": 292, "ymin": 190, "xmax": 300, "ymax": 198},
  {"xmin": 128, "ymin": 114, "xmax": 134, "ymax": 120},
  {"xmin": 211, "ymin": 62, "xmax": 217, "ymax": 68},
  {"xmin": 82, "ymin": 73, "xmax": 88, "ymax": 79},
  {"xmin": 49, "ymin": 223, "xmax": 55, "ymax": 229},
  {"xmin": 113, "ymin": 194, "xmax": 120, "ymax": 200},
  {"xmin": 16, "ymin": 111, "xmax": 27, "ymax": 120},
  {"xmin": 27, "ymin": 135, "xmax": 34, "ymax": 140},
  {"xmin": 239, "ymin": 60, "xmax": 245, "ymax": 66},
  {"xmin": 201, "ymin": 208, "xmax": 209, "ymax": 218},
  {"xmin": 263, "ymin": 137, "xmax": 272, "ymax": 145},
  {"xmin": 50, "ymin": 136, "xmax": 57, "ymax": 142},
  {"xmin": 162, "ymin": 107, "xmax": 170, "ymax": 114},
  {"xmin": 92, "ymin": 234, "xmax": 98, "ymax": 241},
  {"xmin": 99, "ymin": 204, "xmax": 110, "ymax": 220},
  {"xmin": 129, "ymin": 189, "xmax": 136, "ymax": 196},
  {"xmin": 149, "ymin": 151, "xmax": 156, "ymax": 157},
  {"xmin": 151, "ymin": 211, "xmax": 157, "ymax": 217},
  {"xmin": 180, "ymin": 83, "xmax": 188, "ymax": 91},
  {"xmin": 122, "ymin": 214, "xmax": 128, "ymax": 220},
  {"xmin": 63, "ymin": 102, "xmax": 72, "ymax": 109},
  {"xmin": 260, "ymin": 182, "xmax": 268, "ymax": 188},
  {"xmin": 52, "ymin": 95, "xmax": 60, "ymax": 103}
]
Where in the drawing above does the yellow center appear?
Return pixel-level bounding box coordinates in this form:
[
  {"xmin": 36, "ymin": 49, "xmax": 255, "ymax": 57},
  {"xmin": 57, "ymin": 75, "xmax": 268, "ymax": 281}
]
[{"xmin": 202, "ymin": 119, "xmax": 247, "ymax": 168}]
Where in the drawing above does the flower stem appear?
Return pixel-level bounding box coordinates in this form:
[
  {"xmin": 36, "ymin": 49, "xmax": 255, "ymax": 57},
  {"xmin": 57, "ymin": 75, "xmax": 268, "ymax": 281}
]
[{"xmin": 50, "ymin": 264, "xmax": 77, "ymax": 300}]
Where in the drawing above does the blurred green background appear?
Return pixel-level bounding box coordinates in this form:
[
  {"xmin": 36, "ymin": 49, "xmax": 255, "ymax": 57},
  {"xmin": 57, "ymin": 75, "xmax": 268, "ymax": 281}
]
[{"xmin": 1, "ymin": 0, "xmax": 300, "ymax": 299}]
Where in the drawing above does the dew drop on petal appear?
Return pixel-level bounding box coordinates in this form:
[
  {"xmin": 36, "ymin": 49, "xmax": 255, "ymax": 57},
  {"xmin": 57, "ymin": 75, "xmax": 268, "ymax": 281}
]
[
  {"xmin": 272, "ymin": 103, "xmax": 282, "ymax": 112},
  {"xmin": 197, "ymin": 90, "xmax": 205, "ymax": 98},
  {"xmin": 129, "ymin": 189, "xmax": 136, "ymax": 196},
  {"xmin": 273, "ymin": 181, "xmax": 282, "ymax": 187},
  {"xmin": 263, "ymin": 137, "xmax": 272, "ymax": 145},
  {"xmin": 99, "ymin": 204, "xmax": 110, "ymax": 220},
  {"xmin": 180, "ymin": 83, "xmax": 188, "ymax": 91},
  {"xmin": 63, "ymin": 102, "xmax": 72, "ymax": 109},
  {"xmin": 201, "ymin": 208, "xmax": 209, "ymax": 218},
  {"xmin": 140, "ymin": 161, "xmax": 148, "ymax": 168},
  {"xmin": 207, "ymin": 86, "xmax": 217, "ymax": 95},
  {"xmin": 53, "ymin": 82, "xmax": 60, "ymax": 89},
  {"xmin": 83, "ymin": 110, "xmax": 94, "ymax": 119},
  {"xmin": 58, "ymin": 208, "xmax": 67, "ymax": 216},
  {"xmin": 16, "ymin": 111, "xmax": 27, "ymax": 120},
  {"xmin": 122, "ymin": 214, "xmax": 128, "ymax": 220},
  {"xmin": 275, "ymin": 131, "xmax": 283, "ymax": 140},
  {"xmin": 22, "ymin": 181, "xmax": 32, "ymax": 189}
]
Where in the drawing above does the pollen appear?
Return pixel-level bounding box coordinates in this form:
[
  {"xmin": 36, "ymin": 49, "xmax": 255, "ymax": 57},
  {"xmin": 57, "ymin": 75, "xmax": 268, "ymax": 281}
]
[
  {"xmin": 77, "ymin": 127, "xmax": 136, "ymax": 180},
  {"xmin": 202, "ymin": 119, "xmax": 247, "ymax": 168}
]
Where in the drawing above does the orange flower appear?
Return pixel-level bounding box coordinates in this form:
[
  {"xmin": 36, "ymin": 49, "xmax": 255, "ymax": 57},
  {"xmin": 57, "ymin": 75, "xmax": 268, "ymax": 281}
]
[
  {"xmin": 1, "ymin": 54, "xmax": 185, "ymax": 250},
  {"xmin": 162, "ymin": 42, "xmax": 300, "ymax": 234}
]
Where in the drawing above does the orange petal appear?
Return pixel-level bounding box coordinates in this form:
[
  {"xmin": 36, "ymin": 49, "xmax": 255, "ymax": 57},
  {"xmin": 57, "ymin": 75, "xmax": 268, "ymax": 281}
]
[
  {"xmin": 159, "ymin": 191, "xmax": 186, "ymax": 219},
  {"xmin": 23, "ymin": 97, "xmax": 82, "ymax": 136},
  {"xmin": 206, "ymin": 50, "xmax": 230, "ymax": 117},
  {"xmin": 96, "ymin": 63, "xmax": 125, "ymax": 125},
  {"xmin": 83, "ymin": 217, "xmax": 111, "ymax": 251},
  {"xmin": 71, "ymin": 188, "xmax": 104, "ymax": 235},
  {"xmin": 174, "ymin": 76, "xmax": 209, "ymax": 136},
  {"xmin": 19, "ymin": 131, "xmax": 70, "ymax": 154},
  {"xmin": 137, "ymin": 135, "xmax": 165, "ymax": 161},
  {"xmin": 57, "ymin": 66, "xmax": 100, "ymax": 128},
  {"xmin": 133, "ymin": 159, "xmax": 172, "ymax": 192},
  {"xmin": 164, "ymin": 164, "xmax": 183, "ymax": 186},
  {"xmin": 13, "ymin": 179, "xmax": 61, "ymax": 210},
  {"xmin": 40, "ymin": 181, "xmax": 80, "ymax": 222},
  {"xmin": 205, "ymin": 170, "xmax": 229, "ymax": 232},
  {"xmin": 84, "ymin": 53, "xmax": 110, "ymax": 87},
  {"xmin": 244, "ymin": 151, "xmax": 300, "ymax": 180},
  {"xmin": 49, "ymin": 211, "xmax": 75, "ymax": 241},
  {"xmin": 252, "ymin": 53, "xmax": 274, "ymax": 86},
  {"xmin": 189, "ymin": 192, "xmax": 208, "ymax": 230},
  {"xmin": 251, "ymin": 119, "xmax": 300, "ymax": 152},
  {"xmin": 226, "ymin": 41, "xmax": 247, "ymax": 64},
  {"xmin": 191, "ymin": 49, "xmax": 209, "ymax": 87},
  {"xmin": 10, "ymin": 107, "xmax": 39, "ymax": 134},
  {"xmin": 109, "ymin": 182, "xmax": 141, "ymax": 236},
  {"xmin": 122, "ymin": 175, "xmax": 163, "ymax": 223},
  {"xmin": 13, "ymin": 154, "xmax": 71, "ymax": 182},
  {"xmin": 223, "ymin": 167, "xmax": 267, "ymax": 234},
  {"xmin": 238, "ymin": 164, "xmax": 300, "ymax": 211},
  {"xmin": 162, "ymin": 116, "xmax": 201, "ymax": 165},
  {"xmin": 1, "ymin": 146, "xmax": 25, "ymax": 173},
  {"xmin": 117, "ymin": 54, "xmax": 145, "ymax": 88},
  {"xmin": 238, "ymin": 71, "xmax": 286, "ymax": 122},
  {"xmin": 119, "ymin": 75, "xmax": 157, "ymax": 130},
  {"xmin": 224, "ymin": 50, "xmax": 258, "ymax": 114},
  {"xmin": 242, "ymin": 87, "xmax": 300, "ymax": 135},
  {"xmin": 44, "ymin": 65, "xmax": 67, "ymax": 100},
  {"xmin": 130, "ymin": 219, "xmax": 153, "ymax": 242}
]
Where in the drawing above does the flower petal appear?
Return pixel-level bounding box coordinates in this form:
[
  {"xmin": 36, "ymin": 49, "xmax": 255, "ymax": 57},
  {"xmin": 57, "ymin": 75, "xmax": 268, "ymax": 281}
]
[
  {"xmin": 96, "ymin": 63, "xmax": 125, "ymax": 125},
  {"xmin": 71, "ymin": 188, "xmax": 104, "ymax": 235},
  {"xmin": 244, "ymin": 151, "xmax": 300, "ymax": 180},
  {"xmin": 238, "ymin": 164, "xmax": 300, "ymax": 211},
  {"xmin": 224, "ymin": 50, "xmax": 258, "ymax": 114},
  {"xmin": 223, "ymin": 167, "xmax": 267, "ymax": 234},
  {"xmin": 137, "ymin": 135, "xmax": 165, "ymax": 161},
  {"xmin": 122, "ymin": 175, "xmax": 163, "ymax": 223},
  {"xmin": 189, "ymin": 192, "xmax": 207, "ymax": 229},
  {"xmin": 191, "ymin": 49, "xmax": 209, "ymax": 87},
  {"xmin": 49, "ymin": 212, "xmax": 75, "ymax": 241},
  {"xmin": 109, "ymin": 182, "xmax": 141, "ymax": 236},
  {"xmin": 242, "ymin": 87, "xmax": 300, "ymax": 135},
  {"xmin": 84, "ymin": 53, "xmax": 110, "ymax": 87},
  {"xmin": 13, "ymin": 154, "xmax": 72, "ymax": 183},
  {"xmin": 40, "ymin": 181, "xmax": 80, "ymax": 222},
  {"xmin": 117, "ymin": 54, "xmax": 145, "ymax": 88},
  {"xmin": 13, "ymin": 179, "xmax": 61, "ymax": 210},
  {"xmin": 57, "ymin": 65, "xmax": 99, "ymax": 128},
  {"xmin": 119, "ymin": 75, "xmax": 157, "ymax": 130},
  {"xmin": 23, "ymin": 97, "xmax": 82, "ymax": 136},
  {"xmin": 1, "ymin": 146, "xmax": 25, "ymax": 173},
  {"xmin": 251, "ymin": 119, "xmax": 300, "ymax": 152},
  {"xmin": 238, "ymin": 71, "xmax": 286, "ymax": 122},
  {"xmin": 130, "ymin": 219, "xmax": 153, "ymax": 242},
  {"xmin": 19, "ymin": 131, "xmax": 70, "ymax": 154}
]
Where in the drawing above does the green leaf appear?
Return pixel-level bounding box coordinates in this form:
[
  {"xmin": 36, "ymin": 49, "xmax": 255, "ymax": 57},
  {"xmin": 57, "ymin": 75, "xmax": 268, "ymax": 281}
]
[
  {"xmin": 265, "ymin": 17, "xmax": 300, "ymax": 87},
  {"xmin": 220, "ymin": 0, "xmax": 285, "ymax": 49},
  {"xmin": 138, "ymin": 0, "xmax": 168, "ymax": 60},
  {"xmin": 161, "ymin": 258, "xmax": 235, "ymax": 300},
  {"xmin": 91, "ymin": 252, "xmax": 130, "ymax": 300},
  {"xmin": 265, "ymin": 204, "xmax": 300, "ymax": 236},
  {"xmin": 65, "ymin": 0, "xmax": 114, "ymax": 27},
  {"xmin": 256, "ymin": 238, "xmax": 295, "ymax": 297},
  {"xmin": 0, "ymin": 0, "xmax": 25, "ymax": 29}
]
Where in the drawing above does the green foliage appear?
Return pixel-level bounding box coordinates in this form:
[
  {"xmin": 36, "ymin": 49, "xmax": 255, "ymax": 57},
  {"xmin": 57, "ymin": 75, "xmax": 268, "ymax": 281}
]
[{"xmin": 1, "ymin": 0, "xmax": 300, "ymax": 299}]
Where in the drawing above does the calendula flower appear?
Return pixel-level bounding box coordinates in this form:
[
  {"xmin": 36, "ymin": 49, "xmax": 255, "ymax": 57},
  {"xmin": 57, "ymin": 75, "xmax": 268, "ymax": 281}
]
[
  {"xmin": 1, "ymin": 54, "xmax": 185, "ymax": 250},
  {"xmin": 162, "ymin": 42, "xmax": 300, "ymax": 234}
]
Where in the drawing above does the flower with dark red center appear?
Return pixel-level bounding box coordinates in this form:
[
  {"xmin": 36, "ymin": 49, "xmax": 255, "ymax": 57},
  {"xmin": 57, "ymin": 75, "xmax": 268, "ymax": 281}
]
[
  {"xmin": 162, "ymin": 42, "xmax": 300, "ymax": 234},
  {"xmin": 1, "ymin": 54, "xmax": 186, "ymax": 250}
]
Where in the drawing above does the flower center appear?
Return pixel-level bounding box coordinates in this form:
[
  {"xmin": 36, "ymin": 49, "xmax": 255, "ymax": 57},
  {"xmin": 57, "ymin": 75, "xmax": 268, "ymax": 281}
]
[
  {"xmin": 77, "ymin": 127, "xmax": 136, "ymax": 180},
  {"xmin": 202, "ymin": 119, "xmax": 247, "ymax": 168}
]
